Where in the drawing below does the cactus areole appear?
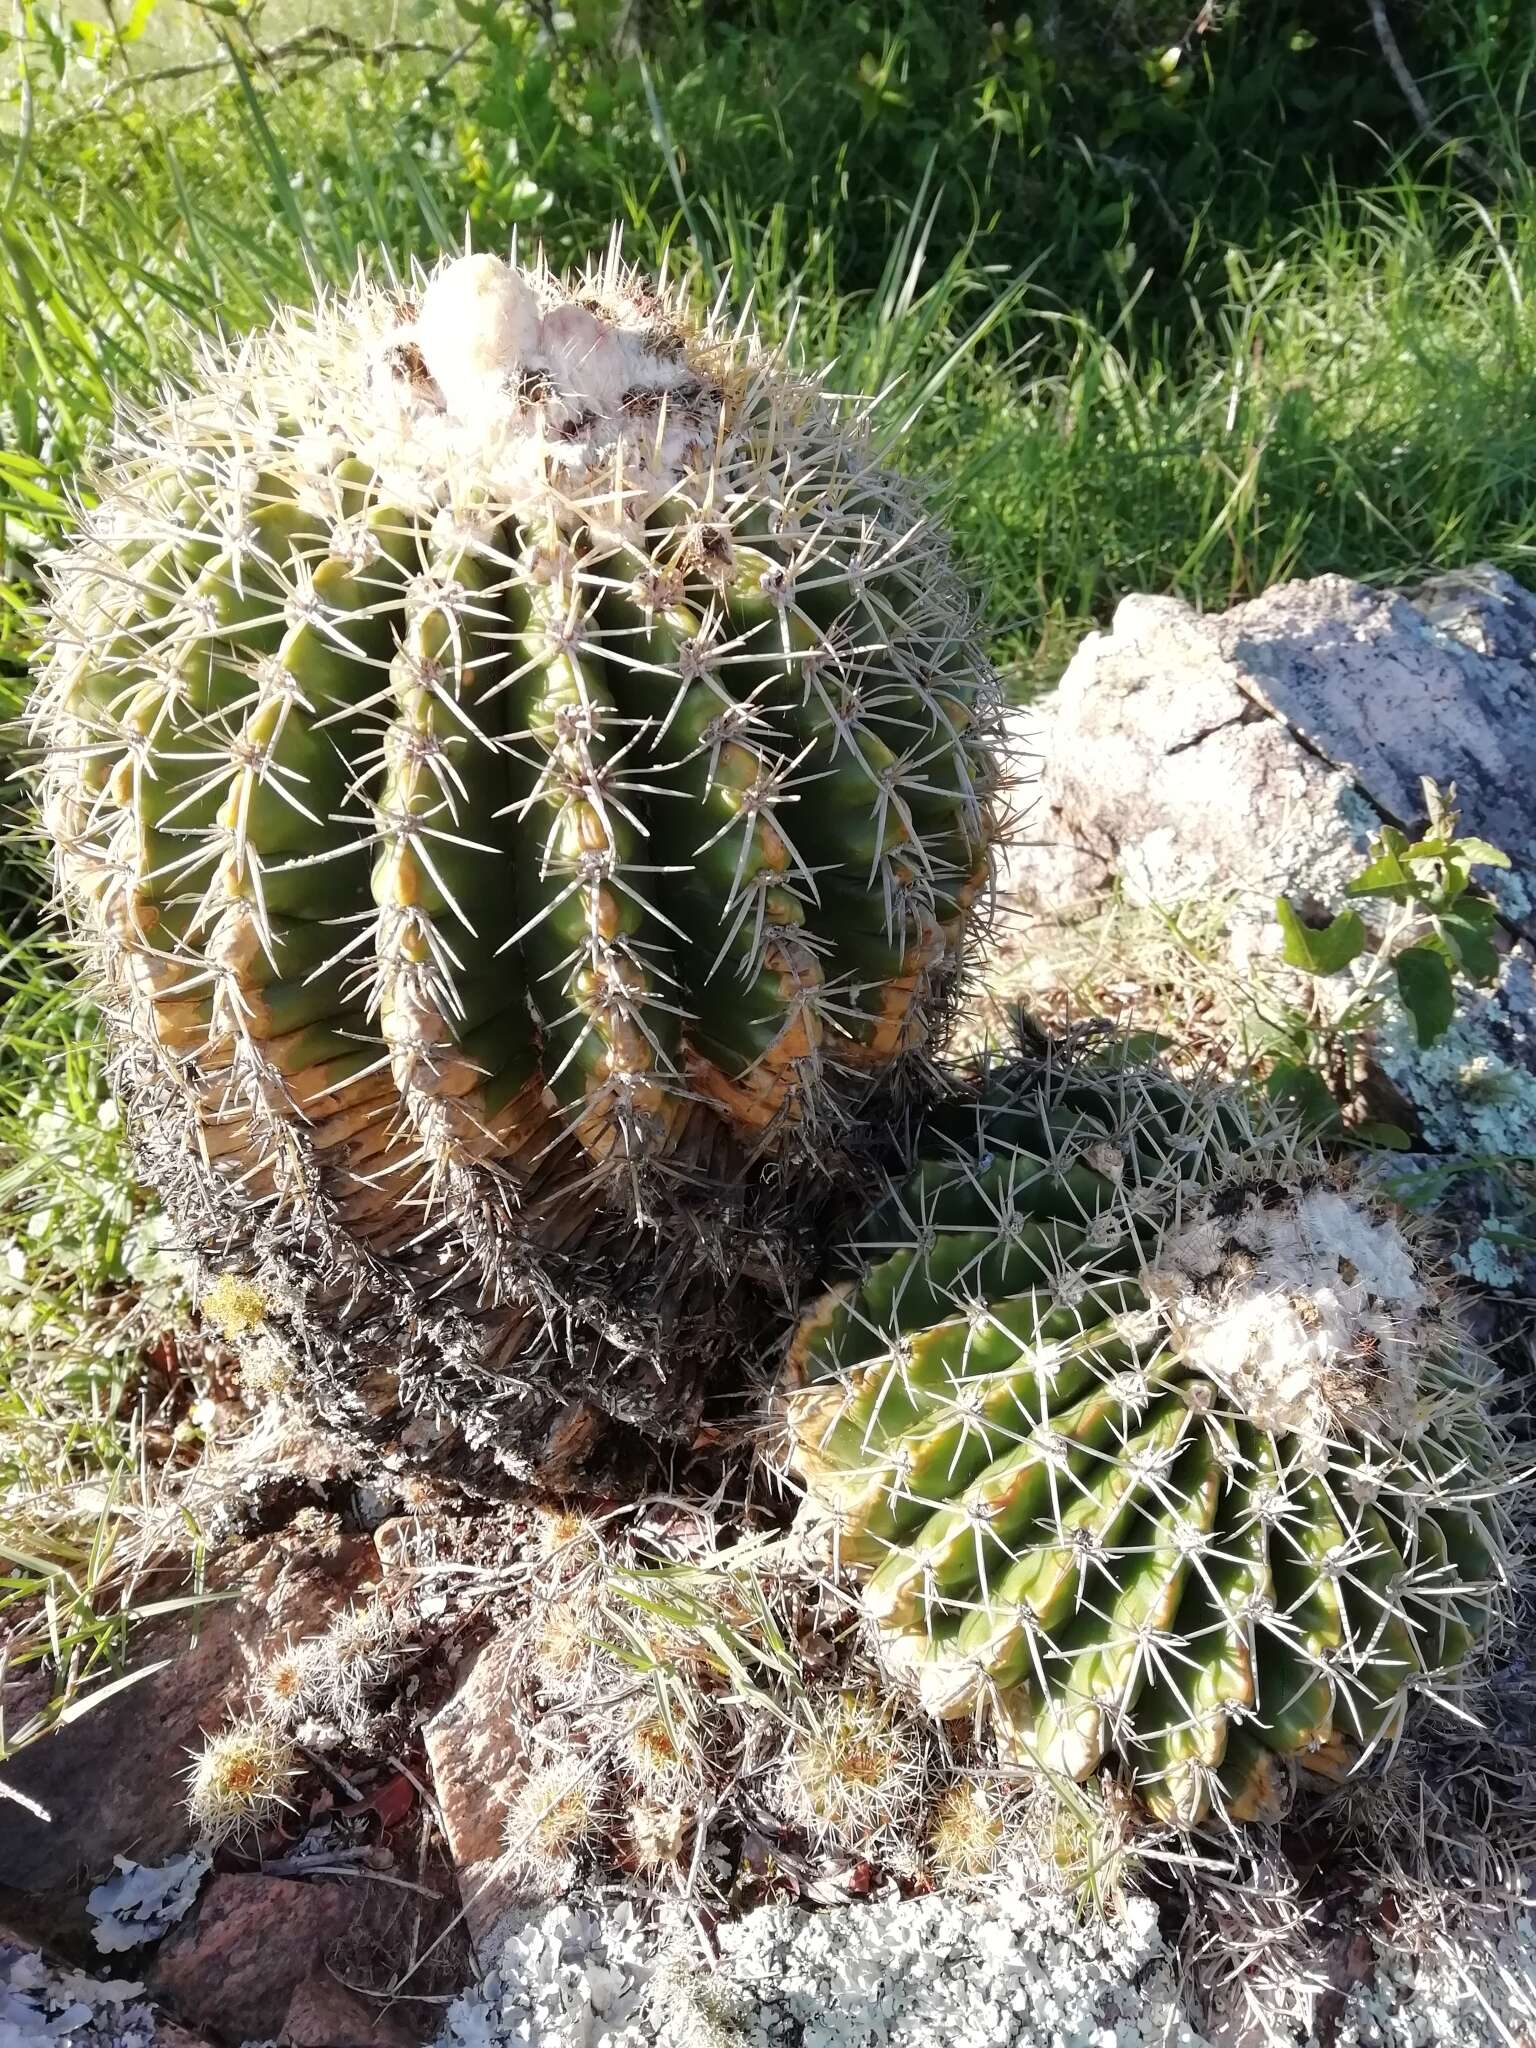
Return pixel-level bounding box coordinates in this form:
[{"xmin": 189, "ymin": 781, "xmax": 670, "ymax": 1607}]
[
  {"xmin": 36, "ymin": 245, "xmax": 1001, "ymax": 1469},
  {"xmin": 782, "ymin": 1063, "xmax": 1514, "ymax": 1827}
]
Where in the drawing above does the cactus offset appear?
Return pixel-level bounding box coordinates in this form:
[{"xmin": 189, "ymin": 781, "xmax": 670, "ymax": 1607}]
[
  {"xmin": 35, "ymin": 244, "xmax": 999, "ymax": 1467},
  {"xmin": 782, "ymin": 1060, "xmax": 1517, "ymax": 1827}
]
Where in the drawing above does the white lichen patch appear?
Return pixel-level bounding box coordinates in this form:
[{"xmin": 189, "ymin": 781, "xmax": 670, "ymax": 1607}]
[
  {"xmin": 1144, "ymin": 1176, "xmax": 1431, "ymax": 1464},
  {"xmin": 427, "ymin": 1876, "xmax": 1536, "ymax": 2048},
  {"xmin": 236, "ymin": 1328, "xmax": 300, "ymax": 1399},
  {"xmin": 1, "ymin": 1947, "xmax": 160, "ymax": 2048},
  {"xmin": 432, "ymin": 1880, "xmax": 1200, "ymax": 2048},
  {"xmin": 1336, "ymin": 1907, "xmax": 1536, "ymax": 2048},
  {"xmin": 86, "ymin": 1854, "xmax": 209, "ymax": 1955}
]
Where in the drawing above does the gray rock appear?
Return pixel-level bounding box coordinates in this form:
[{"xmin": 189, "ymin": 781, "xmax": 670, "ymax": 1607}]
[
  {"xmin": 1000, "ymin": 568, "xmax": 1536, "ymax": 1283},
  {"xmin": 1008, "ymin": 568, "xmax": 1536, "ymax": 924}
]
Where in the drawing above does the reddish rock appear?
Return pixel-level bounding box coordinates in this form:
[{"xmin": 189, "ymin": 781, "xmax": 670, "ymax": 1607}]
[
  {"xmin": 280, "ymin": 1969, "xmax": 421, "ymax": 2048},
  {"xmin": 149, "ymin": 1874, "xmax": 430, "ymax": 2047},
  {"xmin": 150, "ymin": 1874, "xmax": 358, "ymax": 2041},
  {"xmin": 421, "ymin": 1633, "xmax": 526, "ymax": 1956},
  {"xmin": 2, "ymin": 1514, "xmax": 377, "ymax": 1897}
]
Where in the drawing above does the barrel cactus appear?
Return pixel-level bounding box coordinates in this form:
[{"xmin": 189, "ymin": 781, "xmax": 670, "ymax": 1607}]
[
  {"xmin": 34, "ymin": 244, "xmax": 999, "ymax": 1467},
  {"xmin": 781, "ymin": 1059, "xmax": 1515, "ymax": 1826}
]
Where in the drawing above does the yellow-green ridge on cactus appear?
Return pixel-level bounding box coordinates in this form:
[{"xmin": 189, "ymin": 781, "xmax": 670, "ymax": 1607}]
[
  {"xmin": 781, "ymin": 1059, "xmax": 1516, "ymax": 1827},
  {"xmin": 32, "ymin": 242, "xmax": 1001, "ymax": 1464}
]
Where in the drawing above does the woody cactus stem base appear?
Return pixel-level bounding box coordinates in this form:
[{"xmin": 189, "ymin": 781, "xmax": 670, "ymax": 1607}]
[
  {"xmin": 35, "ymin": 242, "xmax": 1001, "ymax": 1471},
  {"xmin": 782, "ymin": 1059, "xmax": 1516, "ymax": 1826}
]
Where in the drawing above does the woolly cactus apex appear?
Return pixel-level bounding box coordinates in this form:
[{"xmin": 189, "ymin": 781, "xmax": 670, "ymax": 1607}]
[
  {"xmin": 184, "ymin": 1719, "xmax": 297, "ymax": 1845},
  {"xmin": 34, "ymin": 240, "xmax": 1000, "ymax": 1472},
  {"xmin": 780, "ymin": 1057, "xmax": 1519, "ymax": 1829}
]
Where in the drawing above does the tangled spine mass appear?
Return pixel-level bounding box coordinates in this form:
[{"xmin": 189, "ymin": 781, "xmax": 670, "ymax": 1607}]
[
  {"xmin": 36, "ymin": 245, "xmax": 999, "ymax": 1459},
  {"xmin": 783, "ymin": 1062, "xmax": 1515, "ymax": 1827}
]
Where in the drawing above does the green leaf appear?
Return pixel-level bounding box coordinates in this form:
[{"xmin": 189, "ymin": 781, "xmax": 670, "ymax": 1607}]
[
  {"xmin": 1450, "ymin": 836, "xmax": 1511, "ymax": 871},
  {"xmin": 1447, "ymin": 894, "xmax": 1498, "ymax": 928},
  {"xmin": 1425, "ymin": 855, "xmax": 1470, "ymax": 910},
  {"xmin": 56, "ymin": 1656, "xmax": 174, "ymax": 1725},
  {"xmin": 1094, "ymin": 1030, "xmax": 1175, "ymax": 1068},
  {"xmin": 1395, "ymin": 944, "xmax": 1456, "ymax": 1048},
  {"xmin": 1344, "ymin": 847, "xmax": 1413, "ymax": 900},
  {"xmin": 1264, "ymin": 1059, "xmax": 1341, "ymax": 1135},
  {"xmin": 1435, "ymin": 911, "xmax": 1501, "ymax": 985},
  {"xmin": 1354, "ymin": 1121, "xmax": 1414, "ymax": 1151},
  {"xmin": 1275, "ymin": 897, "xmax": 1365, "ymax": 975}
]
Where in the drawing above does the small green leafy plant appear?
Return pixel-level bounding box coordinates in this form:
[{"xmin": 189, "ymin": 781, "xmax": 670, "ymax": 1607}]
[{"xmin": 1267, "ymin": 780, "xmax": 1510, "ymax": 1144}]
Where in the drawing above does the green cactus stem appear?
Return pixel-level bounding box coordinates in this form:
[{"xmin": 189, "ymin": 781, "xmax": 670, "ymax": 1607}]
[
  {"xmin": 36, "ymin": 243, "xmax": 1002, "ymax": 1469},
  {"xmin": 782, "ymin": 1060, "xmax": 1517, "ymax": 1827}
]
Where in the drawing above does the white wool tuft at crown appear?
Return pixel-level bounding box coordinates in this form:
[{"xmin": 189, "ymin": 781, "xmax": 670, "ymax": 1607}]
[
  {"xmin": 1144, "ymin": 1175, "xmax": 1432, "ymax": 1464},
  {"xmin": 413, "ymin": 252, "xmax": 543, "ymax": 408},
  {"xmin": 366, "ymin": 250, "xmax": 734, "ymax": 525}
]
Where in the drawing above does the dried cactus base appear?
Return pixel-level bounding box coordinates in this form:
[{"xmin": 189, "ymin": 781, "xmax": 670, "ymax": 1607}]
[{"xmin": 138, "ymin": 1045, "xmax": 837, "ymax": 1483}]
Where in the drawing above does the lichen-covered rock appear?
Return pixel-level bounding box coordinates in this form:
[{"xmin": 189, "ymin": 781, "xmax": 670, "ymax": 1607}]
[
  {"xmin": 1000, "ymin": 567, "xmax": 1536, "ymax": 1283},
  {"xmin": 431, "ymin": 1883, "xmax": 1200, "ymax": 2048},
  {"xmin": 429, "ymin": 1880, "xmax": 1536, "ymax": 2048},
  {"xmin": 0, "ymin": 1927, "xmax": 217, "ymax": 2048}
]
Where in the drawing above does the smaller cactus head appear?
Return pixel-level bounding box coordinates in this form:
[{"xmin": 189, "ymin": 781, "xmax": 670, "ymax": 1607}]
[
  {"xmin": 531, "ymin": 1591, "xmax": 601, "ymax": 1698},
  {"xmin": 305, "ymin": 1599, "xmax": 406, "ymax": 1725},
  {"xmin": 502, "ymin": 1755, "xmax": 605, "ymax": 1893},
  {"xmin": 185, "ymin": 1719, "xmax": 297, "ymax": 1845},
  {"xmin": 531, "ymin": 1505, "xmax": 605, "ymax": 1578},
  {"xmin": 256, "ymin": 1641, "xmax": 323, "ymax": 1726},
  {"xmin": 781, "ymin": 1057, "xmax": 1519, "ymax": 1828},
  {"xmin": 927, "ymin": 1780, "xmax": 1015, "ymax": 1882},
  {"xmin": 779, "ymin": 1688, "xmax": 929, "ymax": 1850},
  {"xmin": 619, "ymin": 1694, "xmax": 708, "ymax": 1800}
]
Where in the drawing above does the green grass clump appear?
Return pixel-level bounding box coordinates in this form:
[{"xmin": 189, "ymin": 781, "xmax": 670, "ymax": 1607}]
[
  {"xmin": 950, "ymin": 187, "xmax": 1536, "ymax": 683},
  {"xmin": 0, "ymin": 935, "xmax": 200, "ymax": 1767}
]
